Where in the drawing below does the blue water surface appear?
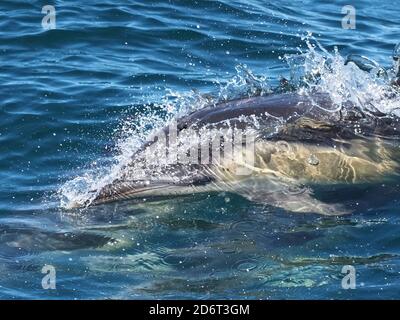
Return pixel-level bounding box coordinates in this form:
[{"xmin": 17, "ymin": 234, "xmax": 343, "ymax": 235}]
[{"xmin": 0, "ymin": 0, "xmax": 400, "ymax": 299}]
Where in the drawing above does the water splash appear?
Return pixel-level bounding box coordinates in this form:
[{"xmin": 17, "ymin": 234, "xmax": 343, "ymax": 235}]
[
  {"xmin": 216, "ymin": 64, "xmax": 272, "ymax": 101},
  {"xmin": 285, "ymin": 36, "xmax": 400, "ymax": 115}
]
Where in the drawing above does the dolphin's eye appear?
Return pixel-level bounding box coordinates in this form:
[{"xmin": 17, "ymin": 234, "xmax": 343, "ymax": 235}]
[{"xmin": 177, "ymin": 123, "xmax": 188, "ymax": 131}]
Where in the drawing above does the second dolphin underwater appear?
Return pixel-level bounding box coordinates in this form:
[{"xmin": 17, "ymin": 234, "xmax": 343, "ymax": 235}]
[{"xmin": 78, "ymin": 88, "xmax": 400, "ymax": 215}]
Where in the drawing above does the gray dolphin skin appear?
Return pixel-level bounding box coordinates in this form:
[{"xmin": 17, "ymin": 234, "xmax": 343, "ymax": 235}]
[{"xmin": 87, "ymin": 92, "xmax": 400, "ymax": 215}]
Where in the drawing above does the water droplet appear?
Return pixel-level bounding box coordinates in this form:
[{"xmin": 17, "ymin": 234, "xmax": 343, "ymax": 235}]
[{"xmin": 308, "ymin": 154, "xmax": 319, "ymax": 166}]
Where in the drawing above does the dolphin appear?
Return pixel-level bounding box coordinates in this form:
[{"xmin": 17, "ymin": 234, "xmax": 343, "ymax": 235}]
[{"xmin": 83, "ymin": 92, "xmax": 400, "ymax": 215}]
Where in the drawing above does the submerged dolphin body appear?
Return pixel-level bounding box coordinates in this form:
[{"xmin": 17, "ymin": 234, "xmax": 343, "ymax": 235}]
[{"xmin": 86, "ymin": 92, "xmax": 400, "ymax": 215}]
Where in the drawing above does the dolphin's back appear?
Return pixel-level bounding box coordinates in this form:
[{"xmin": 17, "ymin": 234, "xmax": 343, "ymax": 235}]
[{"xmin": 178, "ymin": 93, "xmax": 328, "ymax": 128}]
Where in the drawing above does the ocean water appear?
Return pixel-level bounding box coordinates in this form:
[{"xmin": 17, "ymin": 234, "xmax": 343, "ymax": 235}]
[{"xmin": 1, "ymin": 0, "xmax": 400, "ymax": 299}]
